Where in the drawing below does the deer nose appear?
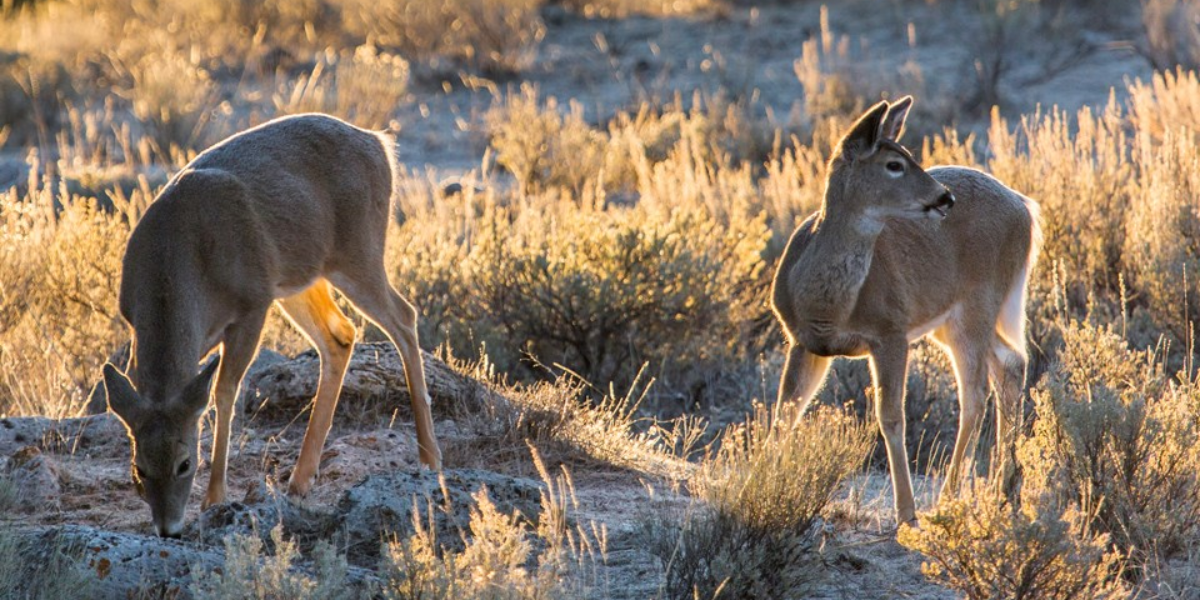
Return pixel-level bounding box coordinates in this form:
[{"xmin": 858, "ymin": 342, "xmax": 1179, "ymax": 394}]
[
  {"xmin": 155, "ymin": 521, "xmax": 183, "ymax": 539},
  {"xmin": 939, "ymin": 190, "xmax": 955, "ymax": 209}
]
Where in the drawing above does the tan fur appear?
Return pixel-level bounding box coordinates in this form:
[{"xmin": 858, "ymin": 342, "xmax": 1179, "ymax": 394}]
[
  {"xmin": 771, "ymin": 97, "xmax": 1039, "ymax": 525},
  {"xmin": 102, "ymin": 114, "xmax": 442, "ymax": 537}
]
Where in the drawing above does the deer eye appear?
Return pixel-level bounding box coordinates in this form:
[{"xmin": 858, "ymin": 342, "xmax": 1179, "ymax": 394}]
[
  {"xmin": 885, "ymin": 160, "xmax": 905, "ymax": 174},
  {"xmin": 177, "ymin": 459, "xmax": 191, "ymax": 477}
]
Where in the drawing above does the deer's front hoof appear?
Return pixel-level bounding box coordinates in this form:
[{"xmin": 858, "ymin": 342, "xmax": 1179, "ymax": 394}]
[
  {"xmin": 201, "ymin": 488, "xmax": 226, "ymax": 511},
  {"xmin": 287, "ymin": 475, "xmax": 313, "ymax": 497}
]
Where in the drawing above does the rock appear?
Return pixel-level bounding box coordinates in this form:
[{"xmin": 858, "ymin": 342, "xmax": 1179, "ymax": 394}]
[
  {"xmin": 186, "ymin": 468, "xmax": 544, "ymax": 568},
  {"xmin": 244, "ymin": 344, "xmax": 500, "ymax": 419},
  {"xmin": 85, "ymin": 346, "xmax": 289, "ymax": 415},
  {"xmin": 0, "ymin": 413, "xmax": 127, "ymax": 457},
  {"xmin": 3, "ymin": 446, "xmax": 60, "ymax": 512},
  {"xmin": 3, "ymin": 524, "xmax": 219, "ymax": 600},
  {"xmin": 333, "ymin": 468, "xmax": 543, "ymax": 565},
  {"xmin": 184, "ymin": 478, "xmax": 335, "ymax": 552},
  {"xmin": 2, "ymin": 524, "xmax": 377, "ymax": 599}
]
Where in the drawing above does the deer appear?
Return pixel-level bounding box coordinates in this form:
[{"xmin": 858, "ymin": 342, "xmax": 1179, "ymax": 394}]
[
  {"xmin": 771, "ymin": 96, "xmax": 1039, "ymax": 526},
  {"xmin": 100, "ymin": 114, "xmax": 442, "ymax": 537}
]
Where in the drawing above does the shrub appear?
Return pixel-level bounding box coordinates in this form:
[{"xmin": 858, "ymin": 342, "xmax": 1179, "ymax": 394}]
[
  {"xmin": 485, "ymin": 84, "xmax": 606, "ymax": 196},
  {"xmin": 380, "ymin": 450, "xmax": 601, "ymax": 600},
  {"xmin": 341, "ymin": 0, "xmax": 544, "ymax": 78},
  {"xmin": 0, "ymin": 177, "xmax": 137, "ymax": 417},
  {"xmin": 470, "ymin": 202, "xmax": 767, "ymax": 392},
  {"xmin": 114, "ymin": 42, "xmax": 218, "ymax": 156},
  {"xmin": 1127, "ymin": 67, "xmax": 1200, "ymax": 143},
  {"xmin": 274, "ymin": 45, "xmax": 411, "ymax": 130},
  {"xmin": 1019, "ymin": 320, "xmax": 1200, "ymax": 562},
  {"xmin": 1141, "ymin": 0, "xmax": 1200, "ymax": 71},
  {"xmin": 191, "ymin": 525, "xmax": 355, "ymax": 600},
  {"xmin": 1123, "ymin": 129, "xmax": 1200, "ymax": 343},
  {"xmin": 643, "ymin": 404, "xmax": 874, "ymax": 599},
  {"xmin": 556, "ymin": 0, "xmax": 726, "ymax": 19},
  {"xmin": 897, "ymin": 481, "xmax": 1126, "ymax": 600}
]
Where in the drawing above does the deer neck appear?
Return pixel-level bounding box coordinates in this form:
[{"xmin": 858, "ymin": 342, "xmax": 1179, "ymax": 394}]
[
  {"xmin": 794, "ymin": 208, "xmax": 884, "ymax": 323},
  {"xmin": 129, "ymin": 299, "xmax": 206, "ymax": 403}
]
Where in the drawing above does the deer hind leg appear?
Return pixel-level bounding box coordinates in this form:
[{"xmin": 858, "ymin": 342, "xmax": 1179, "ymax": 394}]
[
  {"xmin": 329, "ymin": 271, "xmax": 442, "ymax": 469},
  {"xmin": 988, "ymin": 336, "xmax": 1027, "ymax": 496},
  {"xmin": 934, "ymin": 321, "xmax": 991, "ymax": 501},
  {"xmin": 777, "ymin": 343, "xmax": 832, "ymax": 409},
  {"xmin": 869, "ymin": 337, "xmax": 916, "ymax": 525},
  {"xmin": 276, "ymin": 279, "xmax": 357, "ymax": 497},
  {"xmin": 204, "ymin": 308, "xmax": 268, "ymax": 509}
]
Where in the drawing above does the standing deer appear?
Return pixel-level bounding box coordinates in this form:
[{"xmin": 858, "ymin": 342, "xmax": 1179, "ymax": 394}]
[
  {"xmin": 101, "ymin": 114, "xmax": 442, "ymax": 537},
  {"xmin": 771, "ymin": 97, "xmax": 1038, "ymax": 525}
]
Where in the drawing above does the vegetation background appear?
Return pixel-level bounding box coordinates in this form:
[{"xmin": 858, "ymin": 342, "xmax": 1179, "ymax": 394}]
[{"xmin": 0, "ymin": 0, "xmax": 1199, "ymax": 598}]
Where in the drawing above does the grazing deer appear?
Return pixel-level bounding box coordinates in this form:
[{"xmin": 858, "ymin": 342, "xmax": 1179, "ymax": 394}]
[
  {"xmin": 771, "ymin": 97, "xmax": 1038, "ymax": 525},
  {"xmin": 101, "ymin": 114, "xmax": 442, "ymax": 537}
]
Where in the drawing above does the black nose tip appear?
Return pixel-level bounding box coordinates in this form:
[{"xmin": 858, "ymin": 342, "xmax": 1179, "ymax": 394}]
[{"xmin": 940, "ymin": 190, "xmax": 955, "ymax": 208}]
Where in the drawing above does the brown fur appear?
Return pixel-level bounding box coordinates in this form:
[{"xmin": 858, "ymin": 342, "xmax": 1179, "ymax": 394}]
[
  {"xmin": 771, "ymin": 97, "xmax": 1038, "ymax": 525},
  {"xmin": 102, "ymin": 114, "xmax": 442, "ymax": 537}
]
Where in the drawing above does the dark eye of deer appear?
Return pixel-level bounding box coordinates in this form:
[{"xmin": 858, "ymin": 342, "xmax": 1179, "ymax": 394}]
[
  {"xmin": 177, "ymin": 459, "xmax": 191, "ymax": 476},
  {"xmin": 886, "ymin": 161, "xmax": 905, "ymax": 174}
]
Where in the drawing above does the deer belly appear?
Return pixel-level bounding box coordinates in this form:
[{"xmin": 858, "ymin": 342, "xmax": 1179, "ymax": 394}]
[
  {"xmin": 797, "ymin": 326, "xmax": 871, "ymax": 357},
  {"xmin": 906, "ymin": 308, "xmax": 954, "ymax": 343}
]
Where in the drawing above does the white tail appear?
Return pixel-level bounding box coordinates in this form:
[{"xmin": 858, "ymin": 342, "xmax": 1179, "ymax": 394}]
[
  {"xmin": 102, "ymin": 114, "xmax": 442, "ymax": 537},
  {"xmin": 771, "ymin": 97, "xmax": 1039, "ymax": 525}
]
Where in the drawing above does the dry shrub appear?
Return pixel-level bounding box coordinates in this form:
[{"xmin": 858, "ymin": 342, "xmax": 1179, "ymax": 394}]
[
  {"xmin": 112, "ymin": 42, "xmax": 218, "ymax": 157},
  {"xmin": 274, "ymin": 45, "xmax": 410, "ymax": 129},
  {"xmin": 792, "ymin": 6, "xmax": 947, "ymax": 143},
  {"xmin": 191, "ymin": 525, "xmax": 355, "ymax": 600},
  {"xmin": 471, "ymin": 205, "xmax": 765, "ymax": 391},
  {"xmin": 557, "ymin": 0, "xmax": 726, "ymax": 18},
  {"xmin": 389, "ymin": 119, "xmax": 771, "ymax": 403},
  {"xmin": 485, "ymin": 85, "xmax": 606, "ymax": 196},
  {"xmin": 381, "ymin": 452, "xmax": 601, "ymax": 599},
  {"xmin": 643, "ymin": 404, "xmax": 873, "ymax": 599},
  {"xmin": 1141, "ymin": 0, "xmax": 1200, "ymax": 71},
  {"xmin": 1123, "ymin": 130, "xmax": 1200, "ymax": 342},
  {"xmin": 341, "ymin": 0, "xmax": 544, "ymax": 78},
  {"xmin": 987, "ymin": 101, "xmax": 1132, "ymax": 299},
  {"xmin": 963, "ymin": 0, "xmax": 1090, "ymax": 112},
  {"xmin": 0, "ymin": 175, "xmax": 142, "ymax": 417},
  {"xmin": 1127, "ymin": 68, "xmax": 1200, "ymax": 142},
  {"xmin": 898, "ymin": 481, "xmax": 1126, "ymax": 600},
  {"xmin": 1020, "ymin": 320, "xmax": 1200, "ymax": 563},
  {"xmin": 486, "ymin": 86, "xmax": 782, "ymax": 199}
]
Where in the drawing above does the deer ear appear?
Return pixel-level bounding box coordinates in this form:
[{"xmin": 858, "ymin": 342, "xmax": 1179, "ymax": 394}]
[
  {"xmin": 837, "ymin": 100, "xmax": 890, "ymax": 160},
  {"xmin": 881, "ymin": 96, "xmax": 913, "ymax": 142},
  {"xmin": 104, "ymin": 363, "xmax": 145, "ymax": 428},
  {"xmin": 176, "ymin": 358, "xmax": 218, "ymax": 419}
]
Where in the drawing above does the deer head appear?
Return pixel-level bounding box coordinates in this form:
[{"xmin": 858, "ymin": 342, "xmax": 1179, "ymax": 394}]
[
  {"xmin": 824, "ymin": 96, "xmax": 954, "ymax": 224},
  {"xmin": 102, "ymin": 360, "xmax": 216, "ymax": 538}
]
